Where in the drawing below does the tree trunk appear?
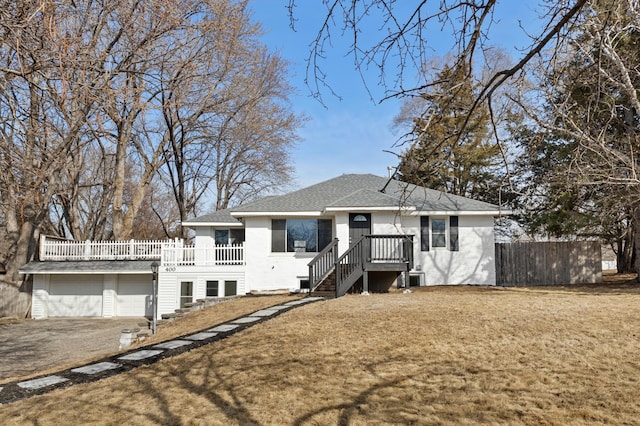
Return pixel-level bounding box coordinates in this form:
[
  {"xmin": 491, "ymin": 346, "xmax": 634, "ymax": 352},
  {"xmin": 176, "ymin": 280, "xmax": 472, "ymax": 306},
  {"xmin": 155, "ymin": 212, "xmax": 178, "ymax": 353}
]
[
  {"xmin": 617, "ymin": 223, "xmax": 635, "ymax": 274},
  {"xmin": 111, "ymin": 125, "xmax": 129, "ymax": 240},
  {"xmin": 0, "ymin": 222, "xmax": 38, "ymax": 318},
  {"xmin": 634, "ymin": 208, "xmax": 640, "ymax": 282}
]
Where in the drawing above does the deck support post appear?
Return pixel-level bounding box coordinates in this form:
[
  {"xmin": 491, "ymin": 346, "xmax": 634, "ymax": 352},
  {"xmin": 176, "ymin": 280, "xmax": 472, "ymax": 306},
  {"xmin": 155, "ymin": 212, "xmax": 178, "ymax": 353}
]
[
  {"xmin": 362, "ymin": 270, "xmax": 369, "ymax": 295},
  {"xmin": 403, "ymin": 268, "xmax": 412, "ymax": 294}
]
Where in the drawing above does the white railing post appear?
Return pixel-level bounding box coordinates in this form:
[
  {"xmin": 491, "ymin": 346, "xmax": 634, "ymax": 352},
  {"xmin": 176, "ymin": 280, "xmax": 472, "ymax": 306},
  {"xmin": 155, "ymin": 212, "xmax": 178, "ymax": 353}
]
[
  {"xmin": 40, "ymin": 236, "xmax": 46, "ymax": 260},
  {"xmin": 84, "ymin": 239, "xmax": 91, "ymax": 260},
  {"xmin": 160, "ymin": 246, "xmax": 166, "ymax": 266},
  {"xmin": 129, "ymin": 239, "xmax": 135, "ymax": 259}
]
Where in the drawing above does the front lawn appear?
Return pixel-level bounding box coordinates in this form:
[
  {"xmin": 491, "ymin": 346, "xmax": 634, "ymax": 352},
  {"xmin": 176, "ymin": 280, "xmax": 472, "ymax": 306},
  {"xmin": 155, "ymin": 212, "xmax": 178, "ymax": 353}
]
[{"xmin": 2, "ymin": 284, "xmax": 640, "ymax": 424}]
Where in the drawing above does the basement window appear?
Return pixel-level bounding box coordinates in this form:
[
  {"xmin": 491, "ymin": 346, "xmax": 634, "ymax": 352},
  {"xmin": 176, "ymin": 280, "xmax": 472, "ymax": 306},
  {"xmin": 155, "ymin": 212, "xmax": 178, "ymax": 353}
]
[{"xmin": 206, "ymin": 280, "xmax": 219, "ymax": 297}]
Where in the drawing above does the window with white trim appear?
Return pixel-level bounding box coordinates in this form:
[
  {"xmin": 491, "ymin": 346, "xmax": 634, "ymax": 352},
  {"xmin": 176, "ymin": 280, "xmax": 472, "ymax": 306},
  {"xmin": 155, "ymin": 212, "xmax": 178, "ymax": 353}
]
[
  {"xmin": 431, "ymin": 218, "xmax": 446, "ymax": 248},
  {"xmin": 420, "ymin": 216, "xmax": 459, "ymax": 252}
]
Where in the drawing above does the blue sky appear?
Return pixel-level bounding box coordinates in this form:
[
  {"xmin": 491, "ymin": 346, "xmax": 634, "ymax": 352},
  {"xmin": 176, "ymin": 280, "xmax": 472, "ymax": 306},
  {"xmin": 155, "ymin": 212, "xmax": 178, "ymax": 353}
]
[{"xmin": 249, "ymin": 1, "xmax": 540, "ymax": 188}]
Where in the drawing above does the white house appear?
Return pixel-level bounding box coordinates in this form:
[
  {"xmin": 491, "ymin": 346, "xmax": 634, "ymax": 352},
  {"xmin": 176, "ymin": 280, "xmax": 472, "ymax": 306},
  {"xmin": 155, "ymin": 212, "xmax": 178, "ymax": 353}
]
[{"xmin": 22, "ymin": 174, "xmax": 508, "ymax": 318}]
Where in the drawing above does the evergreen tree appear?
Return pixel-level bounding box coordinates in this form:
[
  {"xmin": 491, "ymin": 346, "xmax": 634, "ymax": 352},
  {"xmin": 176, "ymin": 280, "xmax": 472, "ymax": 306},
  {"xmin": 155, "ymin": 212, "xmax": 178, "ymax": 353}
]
[{"xmin": 397, "ymin": 65, "xmax": 503, "ymax": 204}]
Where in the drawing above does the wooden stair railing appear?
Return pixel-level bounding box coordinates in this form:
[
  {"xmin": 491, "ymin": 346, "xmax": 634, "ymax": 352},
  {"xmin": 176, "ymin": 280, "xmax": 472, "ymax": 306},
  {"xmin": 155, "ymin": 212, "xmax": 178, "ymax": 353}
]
[
  {"xmin": 308, "ymin": 238, "xmax": 339, "ymax": 292},
  {"xmin": 308, "ymin": 234, "xmax": 415, "ymax": 298},
  {"xmin": 335, "ymin": 236, "xmax": 367, "ymax": 297}
]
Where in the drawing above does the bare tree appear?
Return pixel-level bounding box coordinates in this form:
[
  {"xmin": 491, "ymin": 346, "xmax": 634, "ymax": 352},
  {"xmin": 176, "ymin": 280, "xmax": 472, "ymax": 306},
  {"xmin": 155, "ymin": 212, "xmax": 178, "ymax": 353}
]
[
  {"xmin": 0, "ymin": 0, "xmax": 302, "ymax": 317},
  {"xmin": 0, "ymin": 0, "xmax": 116, "ymax": 316},
  {"xmin": 157, "ymin": 1, "xmax": 301, "ymax": 237},
  {"xmin": 289, "ymin": 1, "xmax": 588, "ymax": 106}
]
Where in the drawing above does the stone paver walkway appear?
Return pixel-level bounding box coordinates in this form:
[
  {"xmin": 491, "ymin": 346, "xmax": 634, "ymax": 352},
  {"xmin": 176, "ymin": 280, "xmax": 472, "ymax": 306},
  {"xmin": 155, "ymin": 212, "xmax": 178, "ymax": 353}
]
[{"xmin": 0, "ymin": 297, "xmax": 323, "ymax": 405}]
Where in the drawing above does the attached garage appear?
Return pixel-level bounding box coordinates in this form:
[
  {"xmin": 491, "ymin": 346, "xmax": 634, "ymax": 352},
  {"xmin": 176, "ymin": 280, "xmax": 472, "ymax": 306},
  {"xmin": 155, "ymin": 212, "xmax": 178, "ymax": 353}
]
[
  {"xmin": 48, "ymin": 275, "xmax": 103, "ymax": 317},
  {"xmin": 23, "ymin": 260, "xmax": 155, "ymax": 319}
]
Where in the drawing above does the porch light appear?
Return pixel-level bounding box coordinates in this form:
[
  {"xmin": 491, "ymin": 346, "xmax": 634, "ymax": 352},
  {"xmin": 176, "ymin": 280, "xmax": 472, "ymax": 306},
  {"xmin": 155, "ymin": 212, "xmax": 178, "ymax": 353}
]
[{"xmin": 151, "ymin": 261, "xmax": 160, "ymax": 334}]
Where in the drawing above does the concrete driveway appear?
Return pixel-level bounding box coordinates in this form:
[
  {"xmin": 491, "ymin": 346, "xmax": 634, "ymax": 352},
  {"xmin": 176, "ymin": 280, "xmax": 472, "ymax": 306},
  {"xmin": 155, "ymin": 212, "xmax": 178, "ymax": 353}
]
[{"xmin": 0, "ymin": 317, "xmax": 147, "ymax": 381}]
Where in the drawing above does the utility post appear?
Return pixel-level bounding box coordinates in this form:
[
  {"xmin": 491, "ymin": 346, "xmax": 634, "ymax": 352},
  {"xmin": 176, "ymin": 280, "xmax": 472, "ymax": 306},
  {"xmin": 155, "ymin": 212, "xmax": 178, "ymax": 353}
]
[{"xmin": 150, "ymin": 261, "xmax": 159, "ymax": 334}]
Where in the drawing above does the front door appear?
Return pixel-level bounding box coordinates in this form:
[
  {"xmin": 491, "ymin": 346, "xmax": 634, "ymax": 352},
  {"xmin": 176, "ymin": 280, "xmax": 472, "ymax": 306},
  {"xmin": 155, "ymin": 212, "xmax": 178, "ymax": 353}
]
[{"xmin": 349, "ymin": 213, "xmax": 371, "ymax": 244}]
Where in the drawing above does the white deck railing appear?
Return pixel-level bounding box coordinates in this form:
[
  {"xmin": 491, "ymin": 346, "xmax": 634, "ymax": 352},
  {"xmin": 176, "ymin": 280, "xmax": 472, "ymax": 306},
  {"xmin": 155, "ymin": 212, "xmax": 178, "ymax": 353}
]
[
  {"xmin": 40, "ymin": 236, "xmax": 182, "ymax": 261},
  {"xmin": 161, "ymin": 244, "xmax": 245, "ymax": 266}
]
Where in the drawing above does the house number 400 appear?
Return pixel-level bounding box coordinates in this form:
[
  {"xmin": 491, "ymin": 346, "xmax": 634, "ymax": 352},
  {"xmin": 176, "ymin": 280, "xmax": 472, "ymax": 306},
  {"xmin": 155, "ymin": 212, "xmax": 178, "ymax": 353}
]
[{"xmin": 164, "ymin": 267, "xmax": 176, "ymax": 272}]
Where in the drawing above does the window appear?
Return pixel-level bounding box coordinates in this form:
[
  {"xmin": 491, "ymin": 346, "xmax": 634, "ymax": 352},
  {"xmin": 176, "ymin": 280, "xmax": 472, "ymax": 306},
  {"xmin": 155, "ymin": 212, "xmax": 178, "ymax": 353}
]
[
  {"xmin": 421, "ymin": 216, "xmax": 459, "ymax": 251},
  {"xmin": 230, "ymin": 229, "xmax": 245, "ymax": 244},
  {"xmin": 431, "ymin": 219, "xmax": 446, "ymax": 248},
  {"xmin": 288, "ymin": 219, "xmax": 318, "ymax": 252},
  {"xmin": 214, "ymin": 229, "xmax": 245, "ymax": 245},
  {"xmin": 352, "ymin": 214, "xmax": 368, "ymax": 222},
  {"xmin": 224, "ymin": 280, "xmax": 237, "ymax": 296},
  {"xmin": 272, "ymin": 219, "xmax": 332, "ymax": 253},
  {"xmin": 214, "ymin": 230, "xmax": 229, "ymax": 245},
  {"xmin": 206, "ymin": 280, "xmax": 219, "ymax": 297},
  {"xmin": 180, "ymin": 281, "xmax": 193, "ymax": 309}
]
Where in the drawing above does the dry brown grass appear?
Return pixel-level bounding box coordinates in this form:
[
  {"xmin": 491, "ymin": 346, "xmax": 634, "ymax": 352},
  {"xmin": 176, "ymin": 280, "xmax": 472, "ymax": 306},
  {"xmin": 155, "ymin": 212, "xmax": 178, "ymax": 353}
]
[
  {"xmin": 0, "ymin": 294, "xmax": 300, "ymax": 385},
  {"xmin": 137, "ymin": 294, "xmax": 302, "ymax": 346},
  {"xmin": 2, "ymin": 284, "xmax": 640, "ymax": 425}
]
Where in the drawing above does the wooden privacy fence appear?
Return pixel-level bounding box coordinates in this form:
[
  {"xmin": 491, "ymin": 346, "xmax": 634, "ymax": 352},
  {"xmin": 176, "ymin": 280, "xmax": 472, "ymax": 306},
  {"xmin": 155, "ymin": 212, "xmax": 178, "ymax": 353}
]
[{"xmin": 495, "ymin": 241, "xmax": 602, "ymax": 286}]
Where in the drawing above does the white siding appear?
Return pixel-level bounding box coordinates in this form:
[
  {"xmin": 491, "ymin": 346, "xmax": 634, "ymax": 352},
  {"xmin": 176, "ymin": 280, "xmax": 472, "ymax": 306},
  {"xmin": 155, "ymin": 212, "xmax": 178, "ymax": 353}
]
[
  {"xmin": 337, "ymin": 212, "xmax": 497, "ymax": 286},
  {"xmin": 157, "ymin": 268, "xmax": 245, "ymax": 316},
  {"xmin": 372, "ymin": 211, "xmax": 405, "ymax": 235},
  {"xmin": 244, "ymin": 217, "xmax": 314, "ymax": 292},
  {"xmin": 335, "ymin": 212, "xmax": 350, "ymax": 254},
  {"xmin": 157, "ymin": 272, "xmax": 178, "ymax": 317},
  {"xmin": 193, "ymin": 227, "xmax": 214, "ymax": 248},
  {"xmin": 414, "ymin": 215, "xmax": 496, "ymax": 286}
]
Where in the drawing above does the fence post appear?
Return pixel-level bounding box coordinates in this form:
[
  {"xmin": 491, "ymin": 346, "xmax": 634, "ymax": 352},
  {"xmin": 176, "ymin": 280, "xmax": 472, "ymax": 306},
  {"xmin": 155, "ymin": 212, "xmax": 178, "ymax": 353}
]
[{"xmin": 84, "ymin": 239, "xmax": 91, "ymax": 260}]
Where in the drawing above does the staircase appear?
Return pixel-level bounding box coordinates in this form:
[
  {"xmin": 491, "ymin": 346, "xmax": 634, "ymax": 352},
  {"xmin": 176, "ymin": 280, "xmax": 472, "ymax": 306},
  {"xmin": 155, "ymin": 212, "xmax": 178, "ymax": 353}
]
[
  {"xmin": 308, "ymin": 234, "xmax": 414, "ymax": 298},
  {"xmin": 310, "ymin": 270, "xmax": 336, "ymax": 298}
]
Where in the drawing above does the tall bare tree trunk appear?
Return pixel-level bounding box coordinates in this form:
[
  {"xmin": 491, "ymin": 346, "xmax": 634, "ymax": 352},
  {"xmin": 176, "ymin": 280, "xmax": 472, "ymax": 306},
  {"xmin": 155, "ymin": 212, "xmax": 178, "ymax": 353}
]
[
  {"xmin": 0, "ymin": 209, "xmax": 39, "ymax": 318},
  {"xmin": 634, "ymin": 208, "xmax": 640, "ymax": 282}
]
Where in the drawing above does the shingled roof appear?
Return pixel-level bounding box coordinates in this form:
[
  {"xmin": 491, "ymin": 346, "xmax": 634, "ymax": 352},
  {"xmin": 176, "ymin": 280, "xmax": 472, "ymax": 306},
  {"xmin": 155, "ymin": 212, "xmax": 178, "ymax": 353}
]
[{"xmin": 185, "ymin": 174, "xmax": 505, "ymax": 225}]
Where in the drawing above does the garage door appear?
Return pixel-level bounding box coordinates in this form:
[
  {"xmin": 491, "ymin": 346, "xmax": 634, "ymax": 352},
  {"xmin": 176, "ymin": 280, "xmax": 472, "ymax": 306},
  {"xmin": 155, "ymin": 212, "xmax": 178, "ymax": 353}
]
[
  {"xmin": 49, "ymin": 275, "xmax": 103, "ymax": 317},
  {"xmin": 117, "ymin": 275, "xmax": 152, "ymax": 317}
]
